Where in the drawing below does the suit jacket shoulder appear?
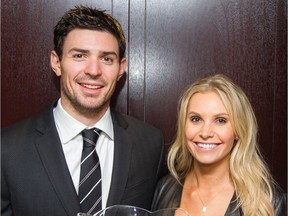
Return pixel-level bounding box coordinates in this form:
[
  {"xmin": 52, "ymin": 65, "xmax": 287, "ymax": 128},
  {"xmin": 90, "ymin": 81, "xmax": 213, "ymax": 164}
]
[{"xmin": 1, "ymin": 103, "xmax": 82, "ymax": 216}]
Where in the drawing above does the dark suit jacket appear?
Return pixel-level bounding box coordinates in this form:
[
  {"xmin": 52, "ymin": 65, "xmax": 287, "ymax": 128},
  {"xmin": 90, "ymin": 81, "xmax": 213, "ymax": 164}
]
[{"xmin": 1, "ymin": 104, "xmax": 167, "ymax": 216}]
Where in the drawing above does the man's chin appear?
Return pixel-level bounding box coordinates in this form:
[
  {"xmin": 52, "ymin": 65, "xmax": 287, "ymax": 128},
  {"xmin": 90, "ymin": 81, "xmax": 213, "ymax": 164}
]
[{"xmin": 76, "ymin": 102, "xmax": 108, "ymax": 115}]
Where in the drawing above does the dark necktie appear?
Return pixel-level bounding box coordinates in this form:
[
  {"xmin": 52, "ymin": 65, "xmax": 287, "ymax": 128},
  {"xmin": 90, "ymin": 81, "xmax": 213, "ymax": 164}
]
[{"xmin": 79, "ymin": 128, "xmax": 102, "ymax": 215}]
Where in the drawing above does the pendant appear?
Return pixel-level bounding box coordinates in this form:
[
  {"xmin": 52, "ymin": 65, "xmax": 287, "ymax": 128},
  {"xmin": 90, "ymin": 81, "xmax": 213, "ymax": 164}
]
[{"xmin": 202, "ymin": 206, "xmax": 207, "ymax": 213}]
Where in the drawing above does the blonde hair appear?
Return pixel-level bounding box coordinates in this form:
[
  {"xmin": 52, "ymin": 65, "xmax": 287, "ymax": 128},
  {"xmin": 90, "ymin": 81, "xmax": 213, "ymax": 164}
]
[{"xmin": 168, "ymin": 74, "xmax": 275, "ymax": 216}]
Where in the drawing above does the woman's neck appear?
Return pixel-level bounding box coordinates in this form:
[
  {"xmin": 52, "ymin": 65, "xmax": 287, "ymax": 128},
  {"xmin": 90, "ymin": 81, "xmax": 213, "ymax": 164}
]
[{"xmin": 189, "ymin": 163, "xmax": 231, "ymax": 189}]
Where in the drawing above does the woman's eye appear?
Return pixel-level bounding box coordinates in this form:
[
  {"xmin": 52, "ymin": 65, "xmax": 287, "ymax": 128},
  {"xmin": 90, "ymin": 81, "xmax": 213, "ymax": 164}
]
[
  {"xmin": 190, "ymin": 116, "xmax": 201, "ymax": 122},
  {"xmin": 216, "ymin": 118, "xmax": 227, "ymax": 124}
]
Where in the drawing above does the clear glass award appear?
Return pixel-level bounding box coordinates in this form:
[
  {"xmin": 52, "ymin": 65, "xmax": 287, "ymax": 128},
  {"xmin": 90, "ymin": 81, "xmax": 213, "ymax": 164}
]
[{"xmin": 78, "ymin": 205, "xmax": 190, "ymax": 216}]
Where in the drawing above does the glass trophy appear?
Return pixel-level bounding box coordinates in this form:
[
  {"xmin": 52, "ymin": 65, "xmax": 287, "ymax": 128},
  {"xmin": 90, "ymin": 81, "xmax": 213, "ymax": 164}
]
[{"xmin": 78, "ymin": 205, "xmax": 190, "ymax": 216}]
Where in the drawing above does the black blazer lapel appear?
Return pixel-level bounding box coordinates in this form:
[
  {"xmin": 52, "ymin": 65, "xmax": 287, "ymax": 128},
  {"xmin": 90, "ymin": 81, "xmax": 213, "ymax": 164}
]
[
  {"xmin": 34, "ymin": 107, "xmax": 82, "ymax": 215},
  {"xmin": 106, "ymin": 110, "xmax": 132, "ymax": 206}
]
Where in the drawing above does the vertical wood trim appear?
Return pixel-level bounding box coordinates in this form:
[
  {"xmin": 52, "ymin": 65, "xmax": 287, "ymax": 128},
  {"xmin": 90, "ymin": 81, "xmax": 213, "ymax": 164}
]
[
  {"xmin": 272, "ymin": 0, "xmax": 287, "ymax": 191},
  {"xmin": 128, "ymin": 0, "xmax": 146, "ymax": 121},
  {"xmin": 110, "ymin": 0, "xmax": 129, "ymax": 114}
]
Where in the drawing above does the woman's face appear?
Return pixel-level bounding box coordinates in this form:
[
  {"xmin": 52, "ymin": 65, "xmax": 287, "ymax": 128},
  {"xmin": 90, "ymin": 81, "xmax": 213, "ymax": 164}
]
[{"xmin": 185, "ymin": 91, "xmax": 236, "ymax": 167}]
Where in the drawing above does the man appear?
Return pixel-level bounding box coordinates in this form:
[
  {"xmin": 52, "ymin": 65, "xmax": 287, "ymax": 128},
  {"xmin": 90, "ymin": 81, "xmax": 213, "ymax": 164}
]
[{"xmin": 1, "ymin": 5, "xmax": 167, "ymax": 216}]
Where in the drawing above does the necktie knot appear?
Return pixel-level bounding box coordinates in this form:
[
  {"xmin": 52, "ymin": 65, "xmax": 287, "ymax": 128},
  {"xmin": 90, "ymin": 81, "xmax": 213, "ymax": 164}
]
[{"xmin": 82, "ymin": 128, "xmax": 101, "ymax": 148}]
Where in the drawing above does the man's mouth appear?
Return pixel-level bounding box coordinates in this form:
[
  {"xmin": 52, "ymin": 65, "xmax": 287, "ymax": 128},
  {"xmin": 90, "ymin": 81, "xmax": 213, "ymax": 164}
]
[{"xmin": 81, "ymin": 84, "xmax": 102, "ymax": 89}]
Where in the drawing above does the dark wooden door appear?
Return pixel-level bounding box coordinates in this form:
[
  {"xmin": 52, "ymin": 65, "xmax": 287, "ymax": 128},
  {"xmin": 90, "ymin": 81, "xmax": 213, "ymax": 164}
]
[{"xmin": 2, "ymin": 0, "xmax": 286, "ymax": 191}]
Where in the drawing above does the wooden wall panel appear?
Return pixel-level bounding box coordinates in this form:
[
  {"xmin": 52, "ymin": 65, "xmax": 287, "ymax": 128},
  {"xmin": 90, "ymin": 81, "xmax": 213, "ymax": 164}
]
[
  {"xmin": 2, "ymin": 0, "xmax": 286, "ymax": 191},
  {"xmin": 273, "ymin": 0, "xmax": 287, "ymax": 191},
  {"xmin": 109, "ymin": 0, "xmax": 129, "ymax": 113},
  {"xmin": 141, "ymin": 0, "xmax": 287, "ymax": 191},
  {"xmin": 127, "ymin": 0, "xmax": 146, "ymax": 120},
  {"xmin": 2, "ymin": 0, "xmax": 58, "ymax": 126}
]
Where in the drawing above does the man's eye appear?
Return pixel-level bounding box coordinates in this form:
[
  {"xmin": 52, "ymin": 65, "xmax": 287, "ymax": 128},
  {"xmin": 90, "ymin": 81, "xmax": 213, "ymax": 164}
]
[
  {"xmin": 102, "ymin": 57, "xmax": 113, "ymax": 63},
  {"xmin": 73, "ymin": 54, "xmax": 83, "ymax": 58}
]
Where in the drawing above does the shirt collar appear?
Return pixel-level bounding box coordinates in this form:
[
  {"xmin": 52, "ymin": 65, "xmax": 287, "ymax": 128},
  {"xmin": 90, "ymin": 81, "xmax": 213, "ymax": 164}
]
[{"xmin": 53, "ymin": 99, "xmax": 114, "ymax": 144}]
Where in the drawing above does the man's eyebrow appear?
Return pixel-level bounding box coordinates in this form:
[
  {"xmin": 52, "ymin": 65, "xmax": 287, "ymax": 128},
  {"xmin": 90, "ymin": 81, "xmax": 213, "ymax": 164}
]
[
  {"xmin": 67, "ymin": 49, "xmax": 118, "ymax": 57},
  {"xmin": 68, "ymin": 48, "xmax": 89, "ymax": 53},
  {"xmin": 100, "ymin": 51, "xmax": 118, "ymax": 57}
]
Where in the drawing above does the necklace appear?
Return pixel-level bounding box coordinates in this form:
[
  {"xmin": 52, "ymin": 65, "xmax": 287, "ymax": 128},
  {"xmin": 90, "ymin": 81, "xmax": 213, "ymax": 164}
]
[{"xmin": 195, "ymin": 179, "xmax": 230, "ymax": 213}]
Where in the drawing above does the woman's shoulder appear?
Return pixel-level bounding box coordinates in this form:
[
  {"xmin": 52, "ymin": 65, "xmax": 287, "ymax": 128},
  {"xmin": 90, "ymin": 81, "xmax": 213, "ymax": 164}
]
[
  {"xmin": 151, "ymin": 174, "xmax": 183, "ymax": 210},
  {"xmin": 158, "ymin": 173, "xmax": 179, "ymax": 186},
  {"xmin": 272, "ymin": 185, "xmax": 287, "ymax": 216}
]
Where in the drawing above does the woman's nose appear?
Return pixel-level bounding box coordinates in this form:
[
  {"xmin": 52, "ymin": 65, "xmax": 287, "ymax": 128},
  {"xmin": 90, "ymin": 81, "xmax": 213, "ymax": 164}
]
[{"xmin": 199, "ymin": 123, "xmax": 214, "ymax": 138}]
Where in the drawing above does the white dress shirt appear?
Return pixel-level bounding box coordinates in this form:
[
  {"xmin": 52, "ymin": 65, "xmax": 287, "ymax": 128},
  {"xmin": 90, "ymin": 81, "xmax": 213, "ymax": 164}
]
[{"xmin": 53, "ymin": 99, "xmax": 114, "ymax": 209}]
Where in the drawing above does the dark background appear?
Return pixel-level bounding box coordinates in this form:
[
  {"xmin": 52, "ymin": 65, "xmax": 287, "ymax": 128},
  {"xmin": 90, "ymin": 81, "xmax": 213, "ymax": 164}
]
[{"xmin": 2, "ymin": 0, "xmax": 287, "ymax": 192}]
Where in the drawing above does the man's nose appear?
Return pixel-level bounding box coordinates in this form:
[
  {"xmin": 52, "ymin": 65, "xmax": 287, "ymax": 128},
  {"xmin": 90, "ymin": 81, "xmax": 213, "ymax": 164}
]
[{"xmin": 84, "ymin": 59, "xmax": 102, "ymax": 76}]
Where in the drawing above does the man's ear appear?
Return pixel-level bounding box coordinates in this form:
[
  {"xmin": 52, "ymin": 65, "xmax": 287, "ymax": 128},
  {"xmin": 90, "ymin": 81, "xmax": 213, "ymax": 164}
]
[
  {"xmin": 50, "ymin": 50, "xmax": 61, "ymax": 76},
  {"xmin": 117, "ymin": 57, "xmax": 127, "ymax": 81}
]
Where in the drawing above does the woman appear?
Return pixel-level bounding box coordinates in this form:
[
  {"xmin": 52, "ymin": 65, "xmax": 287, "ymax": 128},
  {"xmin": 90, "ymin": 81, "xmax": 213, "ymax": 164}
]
[{"xmin": 151, "ymin": 74, "xmax": 286, "ymax": 216}]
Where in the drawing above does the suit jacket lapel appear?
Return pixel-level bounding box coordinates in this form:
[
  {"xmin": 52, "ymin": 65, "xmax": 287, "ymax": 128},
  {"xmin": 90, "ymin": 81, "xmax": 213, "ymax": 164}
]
[
  {"xmin": 106, "ymin": 110, "xmax": 132, "ymax": 206},
  {"xmin": 34, "ymin": 106, "xmax": 82, "ymax": 215}
]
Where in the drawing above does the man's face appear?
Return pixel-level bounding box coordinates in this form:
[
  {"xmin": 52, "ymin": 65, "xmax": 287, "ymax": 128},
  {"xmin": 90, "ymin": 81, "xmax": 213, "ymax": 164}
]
[{"xmin": 51, "ymin": 29, "xmax": 126, "ymax": 120}]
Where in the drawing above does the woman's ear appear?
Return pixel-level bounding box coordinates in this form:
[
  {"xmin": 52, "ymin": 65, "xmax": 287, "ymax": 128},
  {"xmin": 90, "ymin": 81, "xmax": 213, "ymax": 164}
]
[
  {"xmin": 50, "ymin": 50, "xmax": 61, "ymax": 76},
  {"xmin": 234, "ymin": 136, "xmax": 239, "ymax": 145}
]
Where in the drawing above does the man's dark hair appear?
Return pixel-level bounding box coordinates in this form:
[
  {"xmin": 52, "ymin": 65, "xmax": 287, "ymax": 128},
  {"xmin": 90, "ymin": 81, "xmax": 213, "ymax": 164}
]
[{"xmin": 53, "ymin": 5, "xmax": 126, "ymax": 61}]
